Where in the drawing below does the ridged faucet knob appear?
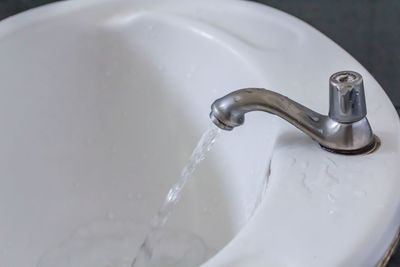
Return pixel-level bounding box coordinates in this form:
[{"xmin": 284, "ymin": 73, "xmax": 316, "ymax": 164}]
[{"xmin": 328, "ymin": 71, "xmax": 367, "ymax": 123}]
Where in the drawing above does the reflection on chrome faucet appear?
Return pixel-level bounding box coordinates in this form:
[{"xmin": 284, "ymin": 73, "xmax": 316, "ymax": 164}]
[{"xmin": 210, "ymin": 71, "xmax": 378, "ymax": 155}]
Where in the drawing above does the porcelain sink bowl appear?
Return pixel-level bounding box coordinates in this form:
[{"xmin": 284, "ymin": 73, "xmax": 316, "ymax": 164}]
[{"xmin": 1, "ymin": 0, "xmax": 400, "ymax": 266}]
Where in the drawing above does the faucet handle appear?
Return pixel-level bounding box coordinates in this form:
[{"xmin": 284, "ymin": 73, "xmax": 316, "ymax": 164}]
[{"xmin": 328, "ymin": 71, "xmax": 367, "ymax": 123}]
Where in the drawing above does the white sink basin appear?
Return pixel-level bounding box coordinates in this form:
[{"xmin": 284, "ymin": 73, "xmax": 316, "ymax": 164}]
[{"xmin": 0, "ymin": 0, "xmax": 399, "ymax": 266}]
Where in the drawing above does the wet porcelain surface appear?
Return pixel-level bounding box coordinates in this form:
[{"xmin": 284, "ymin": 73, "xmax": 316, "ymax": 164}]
[{"xmin": 0, "ymin": 0, "xmax": 399, "ymax": 266}]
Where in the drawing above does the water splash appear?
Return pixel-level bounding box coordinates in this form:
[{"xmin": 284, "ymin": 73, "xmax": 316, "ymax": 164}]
[
  {"xmin": 132, "ymin": 125, "xmax": 221, "ymax": 267},
  {"xmin": 38, "ymin": 221, "xmax": 148, "ymax": 267}
]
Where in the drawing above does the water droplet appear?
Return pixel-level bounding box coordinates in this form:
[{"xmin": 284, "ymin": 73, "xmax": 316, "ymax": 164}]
[
  {"xmin": 127, "ymin": 193, "xmax": 134, "ymax": 200},
  {"xmin": 107, "ymin": 212, "xmax": 115, "ymax": 220},
  {"xmin": 185, "ymin": 65, "xmax": 198, "ymax": 79},
  {"xmin": 326, "ymin": 157, "xmax": 338, "ymax": 167},
  {"xmin": 327, "ymin": 193, "xmax": 336, "ymax": 203},
  {"xmin": 136, "ymin": 193, "xmax": 143, "ymax": 200},
  {"xmin": 147, "ymin": 24, "xmax": 154, "ymax": 31},
  {"xmin": 325, "ymin": 165, "xmax": 339, "ymax": 184},
  {"xmin": 310, "ymin": 116, "xmax": 319, "ymax": 122},
  {"xmin": 301, "ymin": 173, "xmax": 311, "ymax": 193}
]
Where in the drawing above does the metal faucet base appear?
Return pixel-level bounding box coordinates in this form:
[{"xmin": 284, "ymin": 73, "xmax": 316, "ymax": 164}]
[{"xmin": 320, "ymin": 135, "xmax": 380, "ymax": 155}]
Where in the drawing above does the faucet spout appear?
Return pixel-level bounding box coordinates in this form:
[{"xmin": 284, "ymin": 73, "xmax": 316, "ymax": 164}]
[{"xmin": 210, "ymin": 71, "xmax": 377, "ymax": 155}]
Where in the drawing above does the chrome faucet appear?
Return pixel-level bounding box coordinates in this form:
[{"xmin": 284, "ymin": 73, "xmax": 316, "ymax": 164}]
[{"xmin": 210, "ymin": 71, "xmax": 378, "ymax": 155}]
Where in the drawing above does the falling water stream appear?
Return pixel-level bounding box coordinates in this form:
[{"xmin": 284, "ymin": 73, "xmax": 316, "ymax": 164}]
[{"xmin": 132, "ymin": 125, "xmax": 221, "ymax": 267}]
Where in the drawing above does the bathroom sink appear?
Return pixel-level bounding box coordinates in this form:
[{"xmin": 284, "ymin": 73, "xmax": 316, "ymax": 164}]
[{"xmin": 0, "ymin": 0, "xmax": 399, "ymax": 266}]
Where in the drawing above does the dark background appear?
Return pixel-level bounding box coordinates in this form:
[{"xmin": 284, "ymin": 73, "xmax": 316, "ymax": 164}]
[{"xmin": 0, "ymin": 0, "xmax": 399, "ymax": 265}]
